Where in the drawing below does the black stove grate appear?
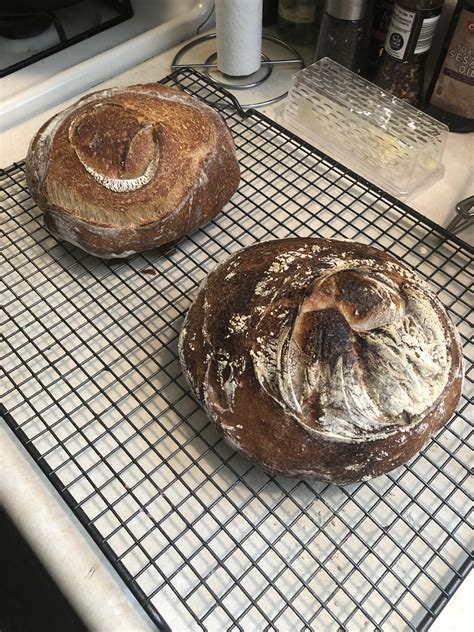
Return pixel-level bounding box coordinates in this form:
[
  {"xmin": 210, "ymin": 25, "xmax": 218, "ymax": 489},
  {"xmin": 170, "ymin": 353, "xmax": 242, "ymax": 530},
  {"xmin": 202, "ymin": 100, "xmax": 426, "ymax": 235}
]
[
  {"xmin": 0, "ymin": 0, "xmax": 133, "ymax": 78},
  {"xmin": 1, "ymin": 69, "xmax": 472, "ymax": 631}
]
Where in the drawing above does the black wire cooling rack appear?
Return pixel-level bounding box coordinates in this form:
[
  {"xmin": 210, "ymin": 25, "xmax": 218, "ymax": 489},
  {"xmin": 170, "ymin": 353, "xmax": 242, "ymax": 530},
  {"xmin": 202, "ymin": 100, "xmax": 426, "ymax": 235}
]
[{"xmin": 1, "ymin": 69, "xmax": 472, "ymax": 632}]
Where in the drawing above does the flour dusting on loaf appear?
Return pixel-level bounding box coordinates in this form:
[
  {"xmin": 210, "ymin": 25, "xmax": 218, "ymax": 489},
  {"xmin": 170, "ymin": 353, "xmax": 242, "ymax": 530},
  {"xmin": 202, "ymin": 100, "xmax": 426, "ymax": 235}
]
[{"xmin": 179, "ymin": 238, "xmax": 462, "ymax": 484}]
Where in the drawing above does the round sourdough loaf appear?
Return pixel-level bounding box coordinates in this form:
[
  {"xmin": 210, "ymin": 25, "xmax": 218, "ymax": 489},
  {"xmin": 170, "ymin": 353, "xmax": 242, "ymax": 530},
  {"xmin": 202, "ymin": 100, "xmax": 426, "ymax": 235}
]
[
  {"xmin": 179, "ymin": 238, "xmax": 463, "ymax": 484},
  {"xmin": 25, "ymin": 83, "xmax": 240, "ymax": 258}
]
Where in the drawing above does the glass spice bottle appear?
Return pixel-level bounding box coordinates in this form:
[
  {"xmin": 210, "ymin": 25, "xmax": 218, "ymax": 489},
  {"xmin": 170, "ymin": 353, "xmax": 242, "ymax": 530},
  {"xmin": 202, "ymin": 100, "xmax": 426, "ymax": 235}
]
[
  {"xmin": 373, "ymin": 0, "xmax": 444, "ymax": 106},
  {"xmin": 278, "ymin": 0, "xmax": 322, "ymax": 45},
  {"xmin": 313, "ymin": 0, "xmax": 372, "ymax": 76}
]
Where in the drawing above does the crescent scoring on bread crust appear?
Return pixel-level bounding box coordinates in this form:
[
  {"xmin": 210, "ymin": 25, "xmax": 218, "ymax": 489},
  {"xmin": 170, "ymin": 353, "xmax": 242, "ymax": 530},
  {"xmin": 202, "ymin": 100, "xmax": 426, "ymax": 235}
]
[
  {"xmin": 179, "ymin": 238, "xmax": 463, "ymax": 484},
  {"xmin": 26, "ymin": 84, "xmax": 240, "ymax": 258}
]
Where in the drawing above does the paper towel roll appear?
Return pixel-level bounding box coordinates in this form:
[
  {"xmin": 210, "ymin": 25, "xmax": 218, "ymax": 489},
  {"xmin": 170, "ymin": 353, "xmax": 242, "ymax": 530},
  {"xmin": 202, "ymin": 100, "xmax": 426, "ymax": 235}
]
[{"xmin": 216, "ymin": 0, "xmax": 263, "ymax": 77}]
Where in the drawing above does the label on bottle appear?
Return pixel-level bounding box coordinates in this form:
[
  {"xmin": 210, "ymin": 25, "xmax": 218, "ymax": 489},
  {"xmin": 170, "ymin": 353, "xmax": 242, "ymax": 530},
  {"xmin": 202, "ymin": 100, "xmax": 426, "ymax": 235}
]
[
  {"xmin": 414, "ymin": 15, "xmax": 440, "ymax": 55},
  {"xmin": 384, "ymin": 3, "xmax": 441, "ymax": 61},
  {"xmin": 278, "ymin": 0, "xmax": 316, "ymax": 24},
  {"xmin": 430, "ymin": 10, "xmax": 474, "ymax": 119}
]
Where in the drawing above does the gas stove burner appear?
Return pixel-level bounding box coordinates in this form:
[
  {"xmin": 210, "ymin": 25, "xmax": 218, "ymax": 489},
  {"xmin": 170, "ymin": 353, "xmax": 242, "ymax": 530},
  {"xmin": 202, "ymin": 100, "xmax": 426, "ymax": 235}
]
[
  {"xmin": 0, "ymin": 0, "xmax": 133, "ymax": 78},
  {"xmin": 0, "ymin": 14, "xmax": 52, "ymax": 39},
  {"xmin": 172, "ymin": 33, "xmax": 304, "ymax": 109}
]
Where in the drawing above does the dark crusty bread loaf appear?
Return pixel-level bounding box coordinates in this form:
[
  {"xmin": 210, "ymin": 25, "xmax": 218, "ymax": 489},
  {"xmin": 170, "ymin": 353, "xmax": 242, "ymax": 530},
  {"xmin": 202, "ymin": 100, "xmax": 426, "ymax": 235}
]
[
  {"xmin": 179, "ymin": 238, "xmax": 463, "ymax": 484},
  {"xmin": 25, "ymin": 83, "xmax": 240, "ymax": 258}
]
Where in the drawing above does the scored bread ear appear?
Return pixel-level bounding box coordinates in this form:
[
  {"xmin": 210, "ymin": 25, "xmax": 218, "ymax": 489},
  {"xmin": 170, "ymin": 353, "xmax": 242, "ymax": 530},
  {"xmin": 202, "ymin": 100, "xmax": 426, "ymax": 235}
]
[{"xmin": 69, "ymin": 104, "xmax": 158, "ymax": 182}]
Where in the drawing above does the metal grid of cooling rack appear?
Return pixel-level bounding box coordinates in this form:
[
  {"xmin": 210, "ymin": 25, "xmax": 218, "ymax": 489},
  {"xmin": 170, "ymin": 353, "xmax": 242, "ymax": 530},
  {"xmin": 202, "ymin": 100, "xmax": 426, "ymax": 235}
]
[{"xmin": 1, "ymin": 68, "xmax": 472, "ymax": 632}]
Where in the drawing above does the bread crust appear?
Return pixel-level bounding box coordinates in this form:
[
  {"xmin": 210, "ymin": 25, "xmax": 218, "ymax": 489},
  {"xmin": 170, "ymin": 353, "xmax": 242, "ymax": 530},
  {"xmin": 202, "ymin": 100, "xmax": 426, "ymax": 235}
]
[
  {"xmin": 25, "ymin": 84, "xmax": 240, "ymax": 258},
  {"xmin": 179, "ymin": 238, "xmax": 463, "ymax": 484}
]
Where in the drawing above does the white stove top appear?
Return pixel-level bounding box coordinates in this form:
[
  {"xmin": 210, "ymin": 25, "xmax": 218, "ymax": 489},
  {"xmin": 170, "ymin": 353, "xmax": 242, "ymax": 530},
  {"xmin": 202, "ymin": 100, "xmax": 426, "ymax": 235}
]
[
  {"xmin": 1, "ymin": 0, "xmax": 119, "ymax": 72},
  {"xmin": 1, "ymin": 0, "xmax": 213, "ymax": 132}
]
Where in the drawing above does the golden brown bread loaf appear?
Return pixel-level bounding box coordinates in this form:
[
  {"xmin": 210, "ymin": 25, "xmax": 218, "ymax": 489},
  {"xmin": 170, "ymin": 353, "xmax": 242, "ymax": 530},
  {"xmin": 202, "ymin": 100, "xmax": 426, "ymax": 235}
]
[
  {"xmin": 25, "ymin": 83, "xmax": 240, "ymax": 258},
  {"xmin": 179, "ymin": 238, "xmax": 463, "ymax": 484}
]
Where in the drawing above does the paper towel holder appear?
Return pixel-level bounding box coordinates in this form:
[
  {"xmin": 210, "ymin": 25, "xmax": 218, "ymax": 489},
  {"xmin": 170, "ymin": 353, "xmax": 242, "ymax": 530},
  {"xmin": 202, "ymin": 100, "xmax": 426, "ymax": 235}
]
[{"xmin": 171, "ymin": 33, "xmax": 304, "ymax": 108}]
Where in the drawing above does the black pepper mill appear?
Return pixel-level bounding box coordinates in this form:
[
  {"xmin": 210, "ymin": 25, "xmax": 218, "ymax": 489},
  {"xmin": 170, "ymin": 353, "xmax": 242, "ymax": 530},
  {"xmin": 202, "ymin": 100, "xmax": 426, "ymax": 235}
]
[
  {"xmin": 314, "ymin": 0, "xmax": 372, "ymax": 75},
  {"xmin": 373, "ymin": 0, "xmax": 444, "ymax": 106}
]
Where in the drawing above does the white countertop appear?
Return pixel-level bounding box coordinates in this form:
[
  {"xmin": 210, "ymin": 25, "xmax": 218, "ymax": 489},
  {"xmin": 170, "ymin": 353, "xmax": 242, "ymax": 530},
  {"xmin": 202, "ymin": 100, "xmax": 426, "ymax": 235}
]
[{"xmin": 1, "ymin": 35, "xmax": 472, "ymax": 632}]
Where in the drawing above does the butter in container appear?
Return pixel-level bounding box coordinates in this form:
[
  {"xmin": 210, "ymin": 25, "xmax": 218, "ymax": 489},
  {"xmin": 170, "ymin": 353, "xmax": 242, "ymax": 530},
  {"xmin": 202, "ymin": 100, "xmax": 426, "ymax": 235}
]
[{"xmin": 280, "ymin": 58, "xmax": 449, "ymax": 199}]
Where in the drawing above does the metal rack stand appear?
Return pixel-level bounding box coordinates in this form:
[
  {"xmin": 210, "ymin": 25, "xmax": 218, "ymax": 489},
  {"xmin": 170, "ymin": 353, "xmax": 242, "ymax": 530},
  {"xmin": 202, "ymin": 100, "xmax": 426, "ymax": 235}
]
[{"xmin": 1, "ymin": 69, "xmax": 472, "ymax": 631}]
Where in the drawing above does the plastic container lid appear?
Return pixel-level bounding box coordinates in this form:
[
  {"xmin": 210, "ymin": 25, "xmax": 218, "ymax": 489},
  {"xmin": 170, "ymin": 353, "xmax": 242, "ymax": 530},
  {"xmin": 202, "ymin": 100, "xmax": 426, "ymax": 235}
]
[{"xmin": 280, "ymin": 58, "xmax": 449, "ymax": 198}]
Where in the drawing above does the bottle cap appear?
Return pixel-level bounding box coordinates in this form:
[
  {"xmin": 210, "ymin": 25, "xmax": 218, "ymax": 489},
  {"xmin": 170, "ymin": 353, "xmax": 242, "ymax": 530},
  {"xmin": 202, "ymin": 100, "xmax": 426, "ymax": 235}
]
[{"xmin": 327, "ymin": 0, "xmax": 368, "ymax": 20}]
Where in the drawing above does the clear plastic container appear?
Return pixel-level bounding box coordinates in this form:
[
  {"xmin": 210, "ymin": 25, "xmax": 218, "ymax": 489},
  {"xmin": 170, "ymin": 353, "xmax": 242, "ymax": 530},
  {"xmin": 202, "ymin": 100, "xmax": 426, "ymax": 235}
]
[{"xmin": 280, "ymin": 57, "xmax": 449, "ymax": 198}]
